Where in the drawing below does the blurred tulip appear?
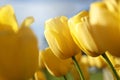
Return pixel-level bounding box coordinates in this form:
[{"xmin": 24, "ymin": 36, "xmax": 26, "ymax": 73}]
[
  {"xmin": 40, "ymin": 47, "xmax": 73, "ymax": 77},
  {"xmin": 80, "ymin": 55, "xmax": 89, "ymax": 67},
  {"xmin": 68, "ymin": 11, "xmax": 105, "ymax": 57},
  {"xmin": 87, "ymin": 55, "xmax": 107, "ymax": 68},
  {"xmin": 0, "ymin": 5, "xmax": 18, "ymax": 32},
  {"xmin": 89, "ymin": 0, "xmax": 120, "ymax": 57},
  {"xmin": 44, "ymin": 16, "xmax": 80, "ymax": 59},
  {"xmin": 39, "ymin": 51, "xmax": 46, "ymax": 69},
  {"xmin": 0, "ymin": 5, "xmax": 39, "ymax": 80},
  {"xmin": 34, "ymin": 71, "xmax": 46, "ymax": 80}
]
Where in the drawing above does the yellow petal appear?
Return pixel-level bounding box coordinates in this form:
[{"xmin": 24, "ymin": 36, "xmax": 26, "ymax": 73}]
[
  {"xmin": 0, "ymin": 31, "xmax": 18, "ymax": 80},
  {"xmin": 45, "ymin": 16, "xmax": 80, "ymax": 59},
  {"xmin": 34, "ymin": 71, "xmax": 46, "ymax": 80},
  {"xmin": 44, "ymin": 30, "xmax": 65, "ymax": 59},
  {"xmin": 90, "ymin": 2, "xmax": 120, "ymax": 56},
  {"xmin": 21, "ymin": 16, "xmax": 34, "ymax": 27},
  {"xmin": 103, "ymin": 0, "xmax": 119, "ymax": 12},
  {"xmin": 16, "ymin": 23, "xmax": 39, "ymax": 79},
  {"xmin": 41, "ymin": 48, "xmax": 73, "ymax": 77},
  {"xmin": 69, "ymin": 11, "xmax": 104, "ymax": 57},
  {"xmin": 0, "ymin": 5, "xmax": 18, "ymax": 32},
  {"xmin": 39, "ymin": 51, "xmax": 46, "ymax": 69}
]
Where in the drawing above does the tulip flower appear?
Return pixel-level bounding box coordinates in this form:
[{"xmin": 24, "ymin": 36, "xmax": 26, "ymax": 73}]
[
  {"xmin": 68, "ymin": 9, "xmax": 120, "ymax": 79},
  {"xmin": 40, "ymin": 47, "xmax": 73, "ymax": 77},
  {"xmin": 87, "ymin": 55, "xmax": 107, "ymax": 68},
  {"xmin": 68, "ymin": 11, "xmax": 105, "ymax": 57},
  {"xmin": 44, "ymin": 16, "xmax": 85, "ymax": 80},
  {"xmin": 34, "ymin": 71, "xmax": 46, "ymax": 80},
  {"xmin": 44, "ymin": 16, "xmax": 80, "ymax": 59},
  {"xmin": 0, "ymin": 5, "xmax": 39, "ymax": 80},
  {"xmin": 89, "ymin": 1, "xmax": 120, "ymax": 57}
]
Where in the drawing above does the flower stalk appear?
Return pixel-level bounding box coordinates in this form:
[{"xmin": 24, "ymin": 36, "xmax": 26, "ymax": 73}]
[
  {"xmin": 72, "ymin": 56, "xmax": 85, "ymax": 80},
  {"xmin": 102, "ymin": 53, "xmax": 120, "ymax": 80},
  {"xmin": 63, "ymin": 75, "xmax": 67, "ymax": 80}
]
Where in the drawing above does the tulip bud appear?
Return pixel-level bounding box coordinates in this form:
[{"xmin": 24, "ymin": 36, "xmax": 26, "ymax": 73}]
[
  {"xmin": 40, "ymin": 48, "xmax": 73, "ymax": 77},
  {"xmin": 68, "ymin": 11, "xmax": 105, "ymax": 57},
  {"xmin": 44, "ymin": 16, "xmax": 80, "ymax": 59},
  {"xmin": 89, "ymin": 1, "xmax": 120, "ymax": 57}
]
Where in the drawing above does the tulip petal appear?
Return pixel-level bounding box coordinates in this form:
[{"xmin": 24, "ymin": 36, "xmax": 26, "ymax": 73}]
[
  {"xmin": 90, "ymin": 2, "xmax": 120, "ymax": 56},
  {"xmin": 0, "ymin": 5, "xmax": 18, "ymax": 32},
  {"xmin": 45, "ymin": 16, "xmax": 80, "ymax": 59},
  {"xmin": 41, "ymin": 48, "xmax": 73, "ymax": 77},
  {"xmin": 21, "ymin": 16, "xmax": 34, "ymax": 27}
]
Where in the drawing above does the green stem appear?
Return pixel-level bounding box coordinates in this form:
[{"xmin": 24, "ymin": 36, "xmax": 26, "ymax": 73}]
[
  {"xmin": 63, "ymin": 75, "xmax": 67, "ymax": 80},
  {"xmin": 32, "ymin": 75, "xmax": 35, "ymax": 80},
  {"xmin": 102, "ymin": 53, "xmax": 120, "ymax": 80},
  {"xmin": 72, "ymin": 56, "xmax": 85, "ymax": 80}
]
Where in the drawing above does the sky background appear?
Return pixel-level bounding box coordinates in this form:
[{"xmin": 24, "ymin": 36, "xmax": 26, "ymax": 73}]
[{"xmin": 0, "ymin": 0, "xmax": 99, "ymax": 50}]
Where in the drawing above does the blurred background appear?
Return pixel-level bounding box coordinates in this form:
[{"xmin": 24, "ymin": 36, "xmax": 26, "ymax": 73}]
[{"xmin": 0, "ymin": 0, "xmax": 99, "ymax": 50}]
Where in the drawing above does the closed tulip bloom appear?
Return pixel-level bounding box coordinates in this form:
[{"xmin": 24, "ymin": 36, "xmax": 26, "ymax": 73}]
[
  {"xmin": 68, "ymin": 11, "xmax": 105, "ymax": 57},
  {"xmin": 44, "ymin": 16, "xmax": 80, "ymax": 59},
  {"xmin": 89, "ymin": 0, "xmax": 120, "ymax": 57},
  {"xmin": 0, "ymin": 5, "xmax": 39, "ymax": 80},
  {"xmin": 40, "ymin": 48, "xmax": 73, "ymax": 77}
]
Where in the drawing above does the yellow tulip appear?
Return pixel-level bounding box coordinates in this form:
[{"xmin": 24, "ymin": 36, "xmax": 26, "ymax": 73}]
[
  {"xmin": 0, "ymin": 5, "xmax": 39, "ymax": 80},
  {"xmin": 40, "ymin": 47, "xmax": 73, "ymax": 77},
  {"xmin": 80, "ymin": 55, "xmax": 89, "ymax": 67},
  {"xmin": 68, "ymin": 11, "xmax": 105, "ymax": 57},
  {"xmin": 34, "ymin": 71, "xmax": 46, "ymax": 80},
  {"xmin": 39, "ymin": 51, "xmax": 46, "ymax": 69},
  {"xmin": 44, "ymin": 16, "xmax": 80, "ymax": 59},
  {"xmin": 0, "ymin": 5, "xmax": 18, "ymax": 32},
  {"xmin": 87, "ymin": 55, "xmax": 107, "ymax": 68},
  {"xmin": 89, "ymin": 1, "xmax": 120, "ymax": 57}
]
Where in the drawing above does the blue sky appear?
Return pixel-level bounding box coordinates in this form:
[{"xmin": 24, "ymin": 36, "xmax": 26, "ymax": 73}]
[{"xmin": 0, "ymin": 0, "xmax": 99, "ymax": 49}]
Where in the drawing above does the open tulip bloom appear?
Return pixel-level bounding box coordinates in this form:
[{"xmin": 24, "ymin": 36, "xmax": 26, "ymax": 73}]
[{"xmin": 0, "ymin": 5, "xmax": 39, "ymax": 80}]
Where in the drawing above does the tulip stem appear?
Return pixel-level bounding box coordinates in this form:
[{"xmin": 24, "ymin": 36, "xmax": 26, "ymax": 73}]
[
  {"xmin": 32, "ymin": 76, "xmax": 35, "ymax": 80},
  {"xmin": 102, "ymin": 53, "xmax": 120, "ymax": 80},
  {"xmin": 72, "ymin": 56, "xmax": 85, "ymax": 80},
  {"xmin": 63, "ymin": 75, "xmax": 67, "ymax": 80}
]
